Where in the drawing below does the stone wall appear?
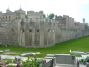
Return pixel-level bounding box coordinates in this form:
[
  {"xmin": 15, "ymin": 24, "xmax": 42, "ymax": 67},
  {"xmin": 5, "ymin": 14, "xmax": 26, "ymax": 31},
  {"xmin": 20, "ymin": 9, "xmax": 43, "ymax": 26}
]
[{"xmin": 0, "ymin": 9, "xmax": 89, "ymax": 48}]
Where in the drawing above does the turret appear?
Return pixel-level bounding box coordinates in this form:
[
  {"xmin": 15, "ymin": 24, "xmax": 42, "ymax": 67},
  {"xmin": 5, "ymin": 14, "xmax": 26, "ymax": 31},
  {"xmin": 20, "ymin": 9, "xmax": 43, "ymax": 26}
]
[{"xmin": 83, "ymin": 18, "xmax": 85, "ymax": 23}]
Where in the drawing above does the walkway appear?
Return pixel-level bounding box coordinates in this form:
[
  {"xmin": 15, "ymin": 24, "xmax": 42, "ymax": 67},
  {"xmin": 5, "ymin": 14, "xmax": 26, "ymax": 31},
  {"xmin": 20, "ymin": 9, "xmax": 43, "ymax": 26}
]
[
  {"xmin": 79, "ymin": 64, "xmax": 86, "ymax": 67},
  {"xmin": 55, "ymin": 64, "xmax": 86, "ymax": 67}
]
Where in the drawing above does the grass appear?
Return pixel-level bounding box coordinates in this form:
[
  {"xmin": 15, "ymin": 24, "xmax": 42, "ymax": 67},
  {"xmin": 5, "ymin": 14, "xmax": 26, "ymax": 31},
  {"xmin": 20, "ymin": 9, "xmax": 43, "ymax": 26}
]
[{"xmin": 0, "ymin": 36, "xmax": 89, "ymax": 57}]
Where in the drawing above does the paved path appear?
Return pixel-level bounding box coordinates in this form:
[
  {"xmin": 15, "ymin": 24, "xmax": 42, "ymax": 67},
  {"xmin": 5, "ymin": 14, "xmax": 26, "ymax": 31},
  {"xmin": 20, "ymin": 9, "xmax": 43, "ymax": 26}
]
[
  {"xmin": 55, "ymin": 64, "xmax": 86, "ymax": 67},
  {"xmin": 79, "ymin": 64, "xmax": 86, "ymax": 67},
  {"xmin": 55, "ymin": 64, "xmax": 76, "ymax": 67}
]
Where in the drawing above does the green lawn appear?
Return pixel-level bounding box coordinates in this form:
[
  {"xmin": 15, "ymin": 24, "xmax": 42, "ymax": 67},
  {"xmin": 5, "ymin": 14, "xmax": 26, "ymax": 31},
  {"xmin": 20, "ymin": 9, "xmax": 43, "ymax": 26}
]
[{"xmin": 0, "ymin": 36, "xmax": 89, "ymax": 57}]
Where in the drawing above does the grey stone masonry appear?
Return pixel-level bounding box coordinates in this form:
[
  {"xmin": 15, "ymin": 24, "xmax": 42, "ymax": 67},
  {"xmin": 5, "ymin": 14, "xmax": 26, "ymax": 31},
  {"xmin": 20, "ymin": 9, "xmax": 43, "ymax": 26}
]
[{"xmin": 0, "ymin": 9, "xmax": 89, "ymax": 48}]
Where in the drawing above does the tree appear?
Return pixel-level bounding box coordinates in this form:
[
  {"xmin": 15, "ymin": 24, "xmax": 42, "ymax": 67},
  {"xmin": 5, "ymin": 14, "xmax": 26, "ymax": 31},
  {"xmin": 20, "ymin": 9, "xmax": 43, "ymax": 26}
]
[{"xmin": 48, "ymin": 13, "xmax": 54, "ymax": 19}]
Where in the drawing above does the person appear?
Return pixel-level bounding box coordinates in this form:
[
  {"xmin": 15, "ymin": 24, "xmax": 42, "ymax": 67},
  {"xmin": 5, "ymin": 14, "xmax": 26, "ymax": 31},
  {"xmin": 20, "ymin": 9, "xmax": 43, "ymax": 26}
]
[
  {"xmin": 77, "ymin": 61, "xmax": 79, "ymax": 67},
  {"xmin": 0, "ymin": 56, "xmax": 1, "ymax": 60},
  {"xmin": 16, "ymin": 62, "xmax": 21, "ymax": 67}
]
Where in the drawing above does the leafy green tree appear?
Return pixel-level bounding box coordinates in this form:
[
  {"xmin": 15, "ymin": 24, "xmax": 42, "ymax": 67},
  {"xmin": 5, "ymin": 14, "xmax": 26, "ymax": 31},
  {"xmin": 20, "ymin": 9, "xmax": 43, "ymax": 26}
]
[{"xmin": 48, "ymin": 13, "xmax": 54, "ymax": 19}]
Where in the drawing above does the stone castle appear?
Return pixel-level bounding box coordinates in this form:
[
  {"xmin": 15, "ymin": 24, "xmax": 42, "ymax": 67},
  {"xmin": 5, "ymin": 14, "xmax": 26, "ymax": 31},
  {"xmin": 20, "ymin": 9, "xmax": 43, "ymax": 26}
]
[{"xmin": 0, "ymin": 8, "xmax": 89, "ymax": 48}]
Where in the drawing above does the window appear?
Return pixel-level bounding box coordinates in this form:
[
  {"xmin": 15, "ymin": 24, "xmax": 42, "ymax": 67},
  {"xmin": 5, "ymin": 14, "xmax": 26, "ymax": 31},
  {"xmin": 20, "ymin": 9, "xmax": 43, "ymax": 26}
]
[
  {"xmin": 11, "ymin": 28, "xmax": 14, "ymax": 32},
  {"xmin": 29, "ymin": 29, "xmax": 32, "ymax": 32},
  {"xmin": 37, "ymin": 29, "xmax": 39, "ymax": 32},
  {"xmin": 6, "ymin": 16, "xmax": 7, "ymax": 19},
  {"xmin": 6, "ymin": 16, "xmax": 7, "ymax": 21},
  {"xmin": 48, "ymin": 29, "xmax": 50, "ymax": 32},
  {"xmin": 21, "ymin": 19, "xmax": 24, "ymax": 26},
  {"xmin": 22, "ymin": 29, "xmax": 24, "ymax": 32},
  {"xmin": 3, "ymin": 17, "xmax": 4, "ymax": 19},
  {"xmin": 9, "ymin": 16, "xmax": 10, "ymax": 21},
  {"xmin": 16, "ymin": 17, "xmax": 18, "ymax": 19}
]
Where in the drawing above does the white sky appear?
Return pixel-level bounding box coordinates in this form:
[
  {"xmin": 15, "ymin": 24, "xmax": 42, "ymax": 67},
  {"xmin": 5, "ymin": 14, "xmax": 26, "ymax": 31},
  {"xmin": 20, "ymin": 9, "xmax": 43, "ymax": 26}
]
[{"xmin": 0, "ymin": 0, "xmax": 89, "ymax": 23}]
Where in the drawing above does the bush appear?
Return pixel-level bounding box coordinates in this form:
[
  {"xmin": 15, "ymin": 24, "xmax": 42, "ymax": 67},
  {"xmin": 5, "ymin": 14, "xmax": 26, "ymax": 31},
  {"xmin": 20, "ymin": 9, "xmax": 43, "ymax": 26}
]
[
  {"xmin": 85, "ymin": 57, "xmax": 89, "ymax": 62},
  {"xmin": 22, "ymin": 57, "xmax": 41, "ymax": 67}
]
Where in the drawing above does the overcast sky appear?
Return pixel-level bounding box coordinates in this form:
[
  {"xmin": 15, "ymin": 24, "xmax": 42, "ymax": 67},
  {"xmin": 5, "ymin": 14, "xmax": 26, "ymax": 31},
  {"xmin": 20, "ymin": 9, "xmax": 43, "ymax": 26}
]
[{"xmin": 0, "ymin": 0, "xmax": 89, "ymax": 23}]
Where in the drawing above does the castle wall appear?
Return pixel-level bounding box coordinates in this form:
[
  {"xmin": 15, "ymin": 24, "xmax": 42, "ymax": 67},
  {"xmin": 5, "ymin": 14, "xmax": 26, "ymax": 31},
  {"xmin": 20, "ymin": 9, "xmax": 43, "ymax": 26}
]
[{"xmin": 0, "ymin": 9, "xmax": 89, "ymax": 48}]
